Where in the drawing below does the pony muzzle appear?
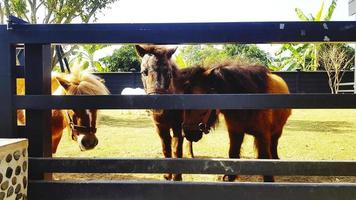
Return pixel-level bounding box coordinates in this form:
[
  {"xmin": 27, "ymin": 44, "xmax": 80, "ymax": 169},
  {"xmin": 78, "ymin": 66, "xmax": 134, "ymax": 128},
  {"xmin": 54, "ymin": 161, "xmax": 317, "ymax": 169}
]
[{"xmin": 77, "ymin": 134, "xmax": 98, "ymax": 151}]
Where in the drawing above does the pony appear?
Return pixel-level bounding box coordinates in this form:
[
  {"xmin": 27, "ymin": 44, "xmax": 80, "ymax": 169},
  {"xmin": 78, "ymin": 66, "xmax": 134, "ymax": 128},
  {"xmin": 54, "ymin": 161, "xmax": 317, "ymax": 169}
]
[
  {"xmin": 180, "ymin": 62, "xmax": 292, "ymax": 182},
  {"xmin": 17, "ymin": 70, "xmax": 110, "ymax": 154},
  {"xmin": 135, "ymin": 45, "xmax": 194, "ymax": 181}
]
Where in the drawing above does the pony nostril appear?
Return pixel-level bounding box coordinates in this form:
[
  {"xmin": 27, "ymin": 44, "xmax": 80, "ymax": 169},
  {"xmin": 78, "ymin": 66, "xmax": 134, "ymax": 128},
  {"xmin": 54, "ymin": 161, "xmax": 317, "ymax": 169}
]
[
  {"xmin": 81, "ymin": 137, "xmax": 97, "ymax": 149},
  {"xmin": 198, "ymin": 123, "xmax": 206, "ymax": 131},
  {"xmin": 198, "ymin": 123, "xmax": 210, "ymax": 134}
]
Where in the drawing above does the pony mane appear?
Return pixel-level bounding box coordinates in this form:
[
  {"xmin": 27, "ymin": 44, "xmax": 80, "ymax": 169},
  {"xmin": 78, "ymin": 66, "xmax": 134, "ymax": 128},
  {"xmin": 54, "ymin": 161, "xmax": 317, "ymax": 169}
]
[
  {"xmin": 208, "ymin": 110, "xmax": 219, "ymax": 130},
  {"xmin": 138, "ymin": 45, "xmax": 172, "ymax": 56},
  {"xmin": 179, "ymin": 66, "xmax": 206, "ymax": 81},
  {"xmin": 64, "ymin": 70, "xmax": 110, "ymax": 95},
  {"xmin": 67, "ymin": 71, "xmax": 109, "ymax": 95},
  {"xmin": 181, "ymin": 61, "xmax": 271, "ymax": 94},
  {"xmin": 209, "ymin": 61, "xmax": 271, "ymax": 93}
]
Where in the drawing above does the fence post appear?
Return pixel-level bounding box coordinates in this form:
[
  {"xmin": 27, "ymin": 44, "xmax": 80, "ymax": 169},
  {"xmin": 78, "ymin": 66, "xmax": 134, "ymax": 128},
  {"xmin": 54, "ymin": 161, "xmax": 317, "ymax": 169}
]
[
  {"xmin": 24, "ymin": 44, "xmax": 52, "ymax": 179},
  {"xmin": 0, "ymin": 40, "xmax": 17, "ymax": 137}
]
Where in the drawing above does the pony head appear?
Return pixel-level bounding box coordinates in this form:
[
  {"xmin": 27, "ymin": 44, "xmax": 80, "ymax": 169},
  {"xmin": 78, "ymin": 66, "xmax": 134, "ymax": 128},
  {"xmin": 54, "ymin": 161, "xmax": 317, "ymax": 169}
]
[
  {"xmin": 55, "ymin": 71, "xmax": 109, "ymax": 151},
  {"xmin": 135, "ymin": 45, "xmax": 178, "ymax": 95},
  {"xmin": 180, "ymin": 67, "xmax": 219, "ymax": 142}
]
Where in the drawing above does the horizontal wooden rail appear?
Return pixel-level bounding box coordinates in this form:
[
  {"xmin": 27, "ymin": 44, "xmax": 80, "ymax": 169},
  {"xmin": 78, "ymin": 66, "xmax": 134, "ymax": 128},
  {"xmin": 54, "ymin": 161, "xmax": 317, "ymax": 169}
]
[
  {"xmin": 14, "ymin": 94, "xmax": 356, "ymax": 109},
  {"xmin": 29, "ymin": 181, "xmax": 356, "ymax": 200},
  {"xmin": 1, "ymin": 21, "xmax": 356, "ymax": 43},
  {"xmin": 339, "ymin": 82, "xmax": 354, "ymax": 86},
  {"xmin": 29, "ymin": 158, "xmax": 356, "ymax": 176},
  {"xmin": 15, "ymin": 65, "xmax": 24, "ymax": 78}
]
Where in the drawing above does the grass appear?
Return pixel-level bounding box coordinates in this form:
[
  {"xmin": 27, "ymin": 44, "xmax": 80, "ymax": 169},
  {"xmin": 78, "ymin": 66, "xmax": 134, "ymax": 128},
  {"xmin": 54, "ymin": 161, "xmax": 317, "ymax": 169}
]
[{"xmin": 54, "ymin": 109, "xmax": 356, "ymax": 183}]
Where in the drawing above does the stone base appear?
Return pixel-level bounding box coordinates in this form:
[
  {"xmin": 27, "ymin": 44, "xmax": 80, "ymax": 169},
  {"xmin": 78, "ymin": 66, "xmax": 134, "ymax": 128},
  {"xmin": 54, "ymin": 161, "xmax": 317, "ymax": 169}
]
[{"xmin": 0, "ymin": 139, "xmax": 28, "ymax": 200}]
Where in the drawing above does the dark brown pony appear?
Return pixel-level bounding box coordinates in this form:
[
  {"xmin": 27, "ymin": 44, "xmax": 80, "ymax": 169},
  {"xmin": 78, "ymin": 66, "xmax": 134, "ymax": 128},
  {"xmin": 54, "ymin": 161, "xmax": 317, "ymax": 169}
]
[
  {"xmin": 135, "ymin": 45, "xmax": 194, "ymax": 181},
  {"xmin": 181, "ymin": 62, "xmax": 291, "ymax": 182}
]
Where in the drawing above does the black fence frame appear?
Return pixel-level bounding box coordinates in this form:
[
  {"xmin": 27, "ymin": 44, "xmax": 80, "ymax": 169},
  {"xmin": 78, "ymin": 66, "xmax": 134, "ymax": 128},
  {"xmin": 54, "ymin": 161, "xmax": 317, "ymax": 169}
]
[{"xmin": 1, "ymin": 20, "xmax": 356, "ymax": 200}]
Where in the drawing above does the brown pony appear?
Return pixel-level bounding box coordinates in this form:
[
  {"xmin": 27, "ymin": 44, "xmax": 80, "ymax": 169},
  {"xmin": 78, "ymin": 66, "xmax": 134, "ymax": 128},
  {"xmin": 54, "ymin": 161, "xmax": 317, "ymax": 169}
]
[
  {"xmin": 181, "ymin": 62, "xmax": 291, "ymax": 182},
  {"xmin": 17, "ymin": 70, "xmax": 110, "ymax": 153},
  {"xmin": 135, "ymin": 45, "xmax": 194, "ymax": 181}
]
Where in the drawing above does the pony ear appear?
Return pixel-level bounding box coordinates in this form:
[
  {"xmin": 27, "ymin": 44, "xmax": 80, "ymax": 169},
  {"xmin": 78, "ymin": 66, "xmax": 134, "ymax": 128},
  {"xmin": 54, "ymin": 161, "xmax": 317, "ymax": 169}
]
[
  {"xmin": 135, "ymin": 45, "xmax": 147, "ymax": 57},
  {"xmin": 203, "ymin": 67, "xmax": 216, "ymax": 77},
  {"xmin": 56, "ymin": 77, "xmax": 72, "ymax": 90},
  {"xmin": 167, "ymin": 47, "xmax": 177, "ymax": 58}
]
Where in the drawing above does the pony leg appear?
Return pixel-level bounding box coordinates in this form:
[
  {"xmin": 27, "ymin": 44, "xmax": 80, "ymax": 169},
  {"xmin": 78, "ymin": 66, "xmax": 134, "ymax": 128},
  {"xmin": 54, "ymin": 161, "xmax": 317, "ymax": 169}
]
[
  {"xmin": 271, "ymin": 133, "xmax": 281, "ymax": 159},
  {"xmin": 255, "ymin": 134, "xmax": 274, "ymax": 182},
  {"xmin": 223, "ymin": 132, "xmax": 245, "ymax": 182},
  {"xmin": 51, "ymin": 127, "xmax": 64, "ymax": 154},
  {"xmin": 187, "ymin": 141, "xmax": 194, "ymax": 158},
  {"xmin": 171, "ymin": 126, "xmax": 184, "ymax": 181},
  {"xmin": 156, "ymin": 125, "xmax": 172, "ymax": 180}
]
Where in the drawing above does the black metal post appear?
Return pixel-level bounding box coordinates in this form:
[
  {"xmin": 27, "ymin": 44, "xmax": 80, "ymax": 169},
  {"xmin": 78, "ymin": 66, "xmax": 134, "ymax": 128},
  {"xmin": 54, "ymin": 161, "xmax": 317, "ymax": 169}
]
[
  {"xmin": 24, "ymin": 44, "xmax": 52, "ymax": 179},
  {"xmin": 0, "ymin": 40, "xmax": 17, "ymax": 137}
]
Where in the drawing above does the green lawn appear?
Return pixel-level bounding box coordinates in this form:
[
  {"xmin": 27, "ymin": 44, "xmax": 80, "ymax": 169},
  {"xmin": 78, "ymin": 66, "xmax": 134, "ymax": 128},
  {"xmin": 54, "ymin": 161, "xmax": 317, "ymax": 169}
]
[{"xmin": 54, "ymin": 109, "xmax": 356, "ymax": 182}]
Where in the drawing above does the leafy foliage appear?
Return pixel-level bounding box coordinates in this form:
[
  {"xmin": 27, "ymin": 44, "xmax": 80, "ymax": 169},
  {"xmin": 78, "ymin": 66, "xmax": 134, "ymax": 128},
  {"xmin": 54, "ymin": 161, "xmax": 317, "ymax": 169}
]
[
  {"xmin": 223, "ymin": 44, "xmax": 271, "ymax": 66},
  {"xmin": 70, "ymin": 44, "xmax": 108, "ymax": 72},
  {"xmin": 276, "ymin": 0, "xmax": 338, "ymax": 71},
  {"xmin": 175, "ymin": 44, "xmax": 270, "ymax": 69},
  {"xmin": 2, "ymin": 0, "xmax": 119, "ymax": 68},
  {"xmin": 2, "ymin": 0, "xmax": 118, "ymax": 23},
  {"xmin": 0, "ymin": 2, "xmax": 4, "ymax": 24},
  {"xmin": 100, "ymin": 45, "xmax": 141, "ymax": 72}
]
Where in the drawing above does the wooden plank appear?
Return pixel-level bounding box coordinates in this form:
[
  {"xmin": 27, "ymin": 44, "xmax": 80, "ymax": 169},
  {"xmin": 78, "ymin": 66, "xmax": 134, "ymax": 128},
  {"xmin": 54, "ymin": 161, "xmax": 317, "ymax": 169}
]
[
  {"xmin": 29, "ymin": 158, "xmax": 356, "ymax": 176},
  {"xmin": 28, "ymin": 181, "xmax": 356, "ymax": 200},
  {"xmin": 13, "ymin": 93, "xmax": 356, "ymax": 109},
  {"xmin": 94, "ymin": 71, "xmax": 354, "ymax": 94},
  {"xmin": 0, "ymin": 40, "xmax": 17, "ymax": 137},
  {"xmin": 15, "ymin": 65, "xmax": 25, "ymax": 78},
  {"xmin": 24, "ymin": 44, "xmax": 52, "ymax": 179},
  {"xmin": 2, "ymin": 21, "xmax": 356, "ymax": 44}
]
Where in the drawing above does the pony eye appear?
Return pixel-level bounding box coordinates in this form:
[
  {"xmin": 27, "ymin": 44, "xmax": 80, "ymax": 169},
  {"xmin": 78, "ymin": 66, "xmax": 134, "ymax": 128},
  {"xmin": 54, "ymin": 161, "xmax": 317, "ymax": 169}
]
[
  {"xmin": 161, "ymin": 68, "xmax": 169, "ymax": 73},
  {"xmin": 141, "ymin": 69, "xmax": 148, "ymax": 76},
  {"xmin": 183, "ymin": 82, "xmax": 191, "ymax": 91},
  {"xmin": 209, "ymin": 87, "xmax": 216, "ymax": 93}
]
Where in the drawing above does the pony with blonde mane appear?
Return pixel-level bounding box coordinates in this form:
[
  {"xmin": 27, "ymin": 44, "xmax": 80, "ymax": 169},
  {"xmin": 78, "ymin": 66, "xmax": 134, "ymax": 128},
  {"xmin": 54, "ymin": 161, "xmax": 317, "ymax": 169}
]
[{"xmin": 17, "ymin": 70, "xmax": 109, "ymax": 153}]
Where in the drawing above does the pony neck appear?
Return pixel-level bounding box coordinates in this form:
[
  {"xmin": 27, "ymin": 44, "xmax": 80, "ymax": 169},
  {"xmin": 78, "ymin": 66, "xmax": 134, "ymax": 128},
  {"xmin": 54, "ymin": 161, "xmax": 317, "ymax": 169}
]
[{"xmin": 170, "ymin": 63, "xmax": 183, "ymax": 94}]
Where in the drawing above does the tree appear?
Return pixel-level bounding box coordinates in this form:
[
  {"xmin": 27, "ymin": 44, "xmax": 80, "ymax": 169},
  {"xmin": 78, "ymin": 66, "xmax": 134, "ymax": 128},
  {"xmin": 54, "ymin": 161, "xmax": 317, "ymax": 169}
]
[
  {"xmin": 100, "ymin": 45, "xmax": 141, "ymax": 72},
  {"xmin": 2, "ymin": 0, "xmax": 118, "ymax": 24},
  {"xmin": 176, "ymin": 44, "xmax": 270, "ymax": 69},
  {"xmin": 276, "ymin": 0, "xmax": 337, "ymax": 71},
  {"xmin": 2, "ymin": 0, "xmax": 119, "ymax": 67},
  {"xmin": 180, "ymin": 45, "xmax": 228, "ymax": 67},
  {"xmin": 223, "ymin": 44, "xmax": 271, "ymax": 66},
  {"xmin": 319, "ymin": 44, "xmax": 355, "ymax": 94},
  {"xmin": 0, "ymin": 2, "xmax": 4, "ymax": 24}
]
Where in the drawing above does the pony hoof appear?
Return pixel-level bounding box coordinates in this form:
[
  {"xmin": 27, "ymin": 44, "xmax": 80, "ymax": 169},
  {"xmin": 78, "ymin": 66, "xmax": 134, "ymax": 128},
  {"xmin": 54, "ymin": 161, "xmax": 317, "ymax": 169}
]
[
  {"xmin": 222, "ymin": 175, "xmax": 236, "ymax": 182},
  {"xmin": 263, "ymin": 176, "xmax": 275, "ymax": 182},
  {"xmin": 163, "ymin": 174, "xmax": 172, "ymax": 180},
  {"xmin": 172, "ymin": 174, "xmax": 182, "ymax": 181}
]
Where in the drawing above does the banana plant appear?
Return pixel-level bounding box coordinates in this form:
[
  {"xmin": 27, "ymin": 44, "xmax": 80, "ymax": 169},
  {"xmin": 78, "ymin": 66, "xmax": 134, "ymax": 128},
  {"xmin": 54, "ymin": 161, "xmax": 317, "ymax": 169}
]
[
  {"xmin": 277, "ymin": 0, "xmax": 337, "ymax": 71},
  {"xmin": 72, "ymin": 44, "xmax": 108, "ymax": 72}
]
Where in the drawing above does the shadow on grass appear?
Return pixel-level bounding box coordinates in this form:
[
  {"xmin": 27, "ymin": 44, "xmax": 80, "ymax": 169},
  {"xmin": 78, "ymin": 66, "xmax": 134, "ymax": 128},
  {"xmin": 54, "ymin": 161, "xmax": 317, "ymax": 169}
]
[
  {"xmin": 285, "ymin": 120, "xmax": 355, "ymax": 134},
  {"xmin": 54, "ymin": 173, "xmax": 159, "ymax": 181},
  {"xmin": 99, "ymin": 114, "xmax": 152, "ymax": 128}
]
